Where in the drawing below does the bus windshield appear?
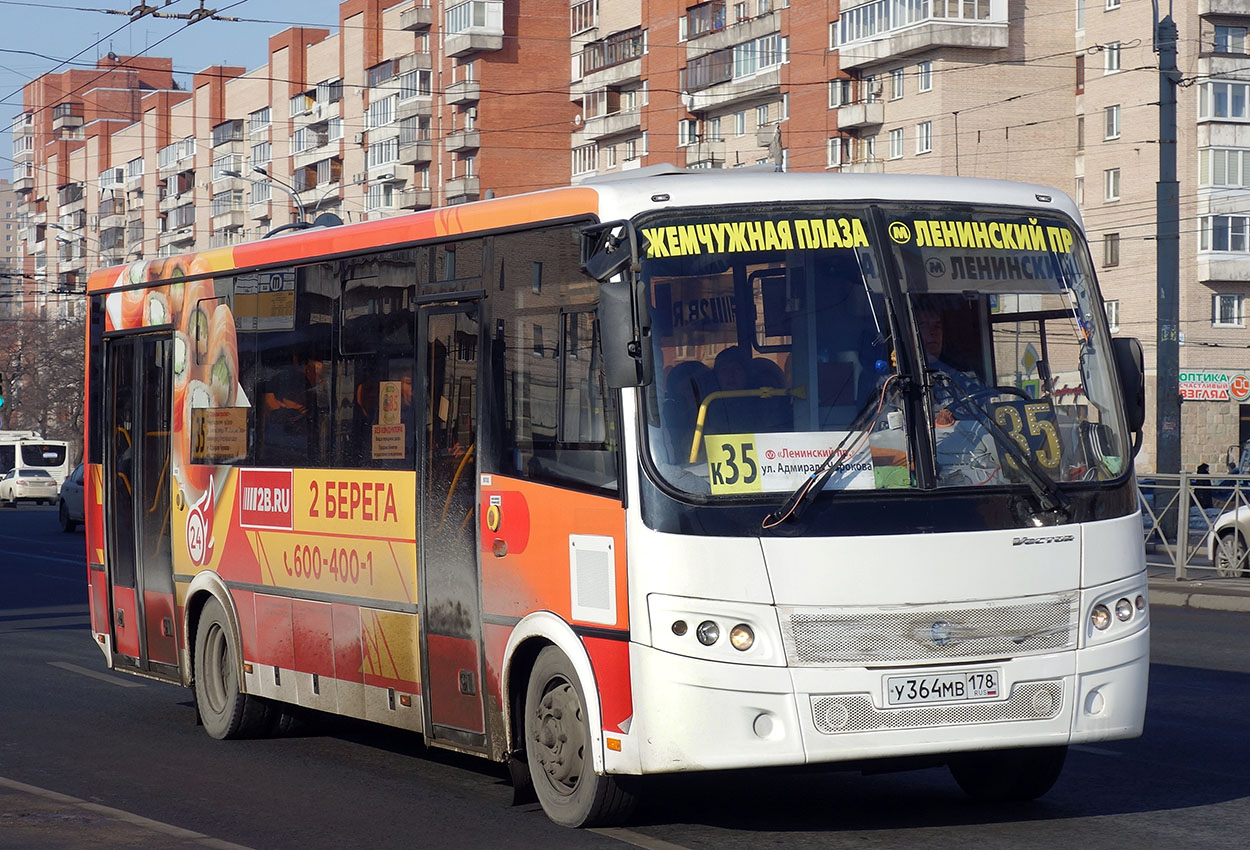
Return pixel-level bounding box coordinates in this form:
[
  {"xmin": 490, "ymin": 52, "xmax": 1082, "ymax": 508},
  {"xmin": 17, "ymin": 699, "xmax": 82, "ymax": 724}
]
[
  {"xmin": 639, "ymin": 203, "xmax": 1129, "ymax": 499},
  {"xmin": 20, "ymin": 443, "xmax": 68, "ymax": 468}
]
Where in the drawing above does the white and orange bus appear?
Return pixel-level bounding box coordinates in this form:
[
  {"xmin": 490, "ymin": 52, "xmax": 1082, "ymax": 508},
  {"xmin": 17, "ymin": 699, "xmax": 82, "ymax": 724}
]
[{"xmin": 85, "ymin": 167, "xmax": 1149, "ymax": 827}]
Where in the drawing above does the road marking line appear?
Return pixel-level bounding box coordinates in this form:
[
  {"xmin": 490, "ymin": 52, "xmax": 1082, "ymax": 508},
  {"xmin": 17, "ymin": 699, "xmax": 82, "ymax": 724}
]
[
  {"xmin": 0, "ymin": 549, "xmax": 83, "ymax": 566},
  {"xmin": 1072, "ymin": 744, "xmax": 1123, "ymax": 756},
  {"xmin": 591, "ymin": 827, "xmax": 693, "ymax": 850},
  {"xmin": 48, "ymin": 661, "xmax": 147, "ymax": 688},
  {"xmin": 0, "ymin": 604, "xmax": 87, "ymax": 617},
  {"xmin": 0, "ymin": 616, "xmax": 89, "ymax": 632},
  {"xmin": 0, "ymin": 775, "xmax": 260, "ymax": 850}
]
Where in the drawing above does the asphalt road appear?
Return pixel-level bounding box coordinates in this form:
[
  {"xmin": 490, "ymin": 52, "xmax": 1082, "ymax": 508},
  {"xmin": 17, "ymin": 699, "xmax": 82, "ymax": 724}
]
[{"xmin": 1, "ymin": 503, "xmax": 1248, "ymax": 849}]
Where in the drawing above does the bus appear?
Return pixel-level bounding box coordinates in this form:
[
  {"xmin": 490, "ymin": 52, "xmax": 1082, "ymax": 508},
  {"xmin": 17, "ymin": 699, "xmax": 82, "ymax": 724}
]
[
  {"xmin": 0, "ymin": 430, "xmax": 72, "ymax": 492},
  {"xmin": 83, "ymin": 167, "xmax": 1149, "ymax": 827}
]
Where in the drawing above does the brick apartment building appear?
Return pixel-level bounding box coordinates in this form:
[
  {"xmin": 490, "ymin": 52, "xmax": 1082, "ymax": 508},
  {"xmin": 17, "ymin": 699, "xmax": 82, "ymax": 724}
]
[
  {"xmin": 9, "ymin": 0, "xmax": 1250, "ymax": 470},
  {"xmin": 1, "ymin": 178, "xmax": 19, "ymax": 320}
]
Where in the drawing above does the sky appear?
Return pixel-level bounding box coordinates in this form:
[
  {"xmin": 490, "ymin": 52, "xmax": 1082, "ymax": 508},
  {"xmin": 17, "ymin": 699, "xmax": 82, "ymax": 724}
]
[{"xmin": 1, "ymin": 0, "xmax": 347, "ymax": 177}]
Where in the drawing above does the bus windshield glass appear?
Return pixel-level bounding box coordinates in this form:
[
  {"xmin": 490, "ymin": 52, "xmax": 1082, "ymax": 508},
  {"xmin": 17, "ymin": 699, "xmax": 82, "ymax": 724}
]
[
  {"xmin": 21, "ymin": 443, "xmax": 68, "ymax": 467},
  {"xmin": 639, "ymin": 203, "xmax": 1129, "ymax": 499}
]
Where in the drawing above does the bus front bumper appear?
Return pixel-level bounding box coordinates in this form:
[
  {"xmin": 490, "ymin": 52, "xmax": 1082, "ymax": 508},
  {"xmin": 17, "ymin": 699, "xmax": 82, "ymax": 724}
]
[{"xmin": 621, "ymin": 627, "xmax": 1148, "ymax": 775}]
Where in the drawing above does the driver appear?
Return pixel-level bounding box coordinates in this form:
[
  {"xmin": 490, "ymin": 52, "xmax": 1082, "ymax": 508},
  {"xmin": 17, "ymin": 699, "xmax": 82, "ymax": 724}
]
[{"xmin": 915, "ymin": 302, "xmax": 1004, "ymax": 487}]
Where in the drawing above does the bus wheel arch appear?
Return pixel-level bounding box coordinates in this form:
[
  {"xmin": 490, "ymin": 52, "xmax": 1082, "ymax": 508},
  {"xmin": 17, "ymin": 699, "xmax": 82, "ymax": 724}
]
[{"xmin": 183, "ymin": 575, "xmax": 269, "ymax": 739}]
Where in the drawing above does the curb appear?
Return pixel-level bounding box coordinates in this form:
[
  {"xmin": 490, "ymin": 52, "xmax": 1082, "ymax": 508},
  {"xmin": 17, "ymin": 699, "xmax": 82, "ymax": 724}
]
[{"xmin": 1148, "ymin": 585, "xmax": 1250, "ymax": 613}]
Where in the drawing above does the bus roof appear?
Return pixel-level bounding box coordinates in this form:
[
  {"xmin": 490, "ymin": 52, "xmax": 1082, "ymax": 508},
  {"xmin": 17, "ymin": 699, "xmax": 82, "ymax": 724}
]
[{"xmin": 86, "ymin": 169, "xmax": 1081, "ymax": 293}]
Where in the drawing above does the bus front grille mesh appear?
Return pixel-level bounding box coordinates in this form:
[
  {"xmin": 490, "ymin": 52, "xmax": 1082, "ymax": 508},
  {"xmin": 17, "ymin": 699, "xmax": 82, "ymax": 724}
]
[
  {"xmin": 780, "ymin": 595, "xmax": 1077, "ymax": 666},
  {"xmin": 811, "ymin": 681, "xmax": 1064, "ymax": 734}
]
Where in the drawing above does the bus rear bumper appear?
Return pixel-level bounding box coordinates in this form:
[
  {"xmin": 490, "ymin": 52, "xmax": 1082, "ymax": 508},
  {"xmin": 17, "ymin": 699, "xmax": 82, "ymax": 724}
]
[{"xmin": 625, "ymin": 629, "xmax": 1147, "ymax": 775}]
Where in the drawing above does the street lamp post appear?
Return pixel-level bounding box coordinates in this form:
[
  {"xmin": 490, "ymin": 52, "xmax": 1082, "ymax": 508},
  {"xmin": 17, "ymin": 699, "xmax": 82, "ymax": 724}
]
[
  {"xmin": 223, "ymin": 166, "xmax": 307, "ymax": 222},
  {"xmin": 312, "ymin": 172, "xmax": 391, "ymax": 219}
]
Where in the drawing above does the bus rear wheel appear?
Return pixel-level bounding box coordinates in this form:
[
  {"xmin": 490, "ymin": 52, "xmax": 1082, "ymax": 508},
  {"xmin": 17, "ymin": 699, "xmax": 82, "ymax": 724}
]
[
  {"xmin": 948, "ymin": 745, "xmax": 1067, "ymax": 803},
  {"xmin": 523, "ymin": 646, "xmax": 637, "ymax": 827},
  {"xmin": 194, "ymin": 597, "xmax": 271, "ymax": 739}
]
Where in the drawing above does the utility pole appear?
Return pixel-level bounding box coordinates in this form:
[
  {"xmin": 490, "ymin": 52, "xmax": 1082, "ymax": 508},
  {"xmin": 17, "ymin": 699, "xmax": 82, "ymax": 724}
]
[{"xmin": 1154, "ymin": 3, "xmax": 1181, "ymax": 475}]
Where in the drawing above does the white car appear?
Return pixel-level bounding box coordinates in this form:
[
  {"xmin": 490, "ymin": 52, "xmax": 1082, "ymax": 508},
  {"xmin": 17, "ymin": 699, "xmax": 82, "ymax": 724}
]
[
  {"xmin": 58, "ymin": 463, "xmax": 85, "ymax": 532},
  {"xmin": 1208, "ymin": 506, "xmax": 1250, "ymax": 577},
  {"xmin": 0, "ymin": 468, "xmax": 59, "ymax": 507}
]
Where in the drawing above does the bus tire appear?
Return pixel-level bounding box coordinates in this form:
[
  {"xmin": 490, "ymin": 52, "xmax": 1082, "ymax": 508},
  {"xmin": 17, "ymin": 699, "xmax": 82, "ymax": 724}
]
[
  {"xmin": 948, "ymin": 745, "xmax": 1067, "ymax": 803},
  {"xmin": 193, "ymin": 597, "xmax": 270, "ymax": 739},
  {"xmin": 523, "ymin": 646, "xmax": 637, "ymax": 827}
]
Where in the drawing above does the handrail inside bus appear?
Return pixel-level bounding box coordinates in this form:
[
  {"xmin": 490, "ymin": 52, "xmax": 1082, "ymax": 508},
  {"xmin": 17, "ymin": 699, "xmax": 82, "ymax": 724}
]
[{"xmin": 688, "ymin": 386, "xmax": 807, "ymax": 464}]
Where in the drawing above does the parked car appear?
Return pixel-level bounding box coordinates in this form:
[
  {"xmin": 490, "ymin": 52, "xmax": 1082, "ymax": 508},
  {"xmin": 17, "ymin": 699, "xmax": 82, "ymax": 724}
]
[
  {"xmin": 1209, "ymin": 506, "xmax": 1250, "ymax": 577},
  {"xmin": 0, "ymin": 468, "xmax": 59, "ymax": 507},
  {"xmin": 58, "ymin": 463, "xmax": 85, "ymax": 532}
]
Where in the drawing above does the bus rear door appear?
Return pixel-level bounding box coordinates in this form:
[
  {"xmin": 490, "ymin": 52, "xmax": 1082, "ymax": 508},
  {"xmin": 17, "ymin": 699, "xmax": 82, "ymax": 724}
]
[{"xmin": 103, "ymin": 332, "xmax": 179, "ymax": 679}]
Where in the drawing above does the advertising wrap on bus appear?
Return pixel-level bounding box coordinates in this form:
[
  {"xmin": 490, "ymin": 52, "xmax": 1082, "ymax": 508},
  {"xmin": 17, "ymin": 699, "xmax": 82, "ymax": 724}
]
[{"xmin": 81, "ymin": 170, "xmax": 1148, "ymax": 829}]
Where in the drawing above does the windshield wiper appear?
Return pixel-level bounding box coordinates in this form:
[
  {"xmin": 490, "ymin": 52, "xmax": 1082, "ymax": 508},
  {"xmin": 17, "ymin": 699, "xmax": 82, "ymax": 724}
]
[
  {"xmin": 762, "ymin": 377, "xmax": 899, "ymax": 529},
  {"xmin": 932, "ymin": 372, "xmax": 1072, "ymax": 525}
]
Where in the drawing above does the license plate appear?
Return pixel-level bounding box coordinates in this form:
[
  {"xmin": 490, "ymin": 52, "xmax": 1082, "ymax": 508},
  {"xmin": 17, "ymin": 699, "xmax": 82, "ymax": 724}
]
[{"xmin": 885, "ymin": 669, "xmax": 1001, "ymax": 706}]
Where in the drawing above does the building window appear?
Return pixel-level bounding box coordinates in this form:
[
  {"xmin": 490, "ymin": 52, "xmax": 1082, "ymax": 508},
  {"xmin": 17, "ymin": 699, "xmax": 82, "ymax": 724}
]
[
  {"xmin": 732, "ymin": 32, "xmax": 785, "ymax": 79},
  {"xmin": 889, "ymin": 67, "xmax": 904, "ymax": 100},
  {"xmin": 248, "ymin": 107, "xmax": 271, "ymax": 134},
  {"xmin": 917, "ymin": 60, "xmax": 932, "ymax": 92},
  {"xmin": 735, "ymin": 111, "xmax": 746, "ymax": 136},
  {"xmin": 1200, "ymin": 214, "xmax": 1250, "ymax": 252},
  {"xmin": 1104, "ymin": 104, "xmax": 1121, "ymax": 139},
  {"xmin": 916, "ymin": 120, "xmax": 932, "ymax": 154},
  {"xmin": 1200, "ymin": 81, "xmax": 1250, "ymax": 120},
  {"xmin": 1104, "ymin": 167, "xmax": 1120, "ymax": 201},
  {"xmin": 1105, "ymin": 0, "xmax": 1120, "ymax": 9},
  {"xmin": 572, "ymin": 143, "xmax": 598, "ymax": 175},
  {"xmin": 1075, "ymin": 176, "xmax": 1085, "ymax": 205},
  {"xmin": 367, "ymin": 96, "xmax": 397, "ymax": 129},
  {"xmin": 756, "ymin": 104, "xmax": 769, "ymax": 127},
  {"xmin": 1213, "ymin": 294, "xmax": 1244, "ymax": 328},
  {"xmin": 1214, "ymin": 25, "xmax": 1247, "ymax": 54},
  {"xmin": 829, "ymin": 78, "xmax": 853, "ymax": 107},
  {"xmin": 827, "ymin": 137, "xmax": 846, "ymax": 168},
  {"xmin": 1103, "ymin": 232, "xmax": 1120, "ymax": 266},
  {"xmin": 1076, "ymin": 55, "xmax": 1084, "ymax": 94},
  {"xmin": 889, "ymin": 127, "xmax": 904, "ymax": 159},
  {"xmin": 1199, "ymin": 148, "xmax": 1250, "ymax": 187},
  {"xmin": 1077, "ymin": 115, "xmax": 1085, "ymax": 151},
  {"xmin": 1103, "ymin": 42, "xmax": 1121, "ymax": 74},
  {"xmin": 1105, "ymin": 299, "xmax": 1120, "ymax": 332}
]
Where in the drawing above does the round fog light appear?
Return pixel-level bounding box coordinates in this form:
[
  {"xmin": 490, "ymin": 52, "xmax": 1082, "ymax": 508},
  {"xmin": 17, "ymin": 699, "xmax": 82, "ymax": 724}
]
[
  {"xmin": 729, "ymin": 624, "xmax": 755, "ymax": 651},
  {"xmin": 696, "ymin": 620, "xmax": 720, "ymax": 646},
  {"xmin": 1091, "ymin": 604, "xmax": 1112, "ymax": 631},
  {"xmin": 1115, "ymin": 598, "xmax": 1134, "ymax": 621},
  {"xmin": 671, "ymin": 620, "xmax": 688, "ymax": 637}
]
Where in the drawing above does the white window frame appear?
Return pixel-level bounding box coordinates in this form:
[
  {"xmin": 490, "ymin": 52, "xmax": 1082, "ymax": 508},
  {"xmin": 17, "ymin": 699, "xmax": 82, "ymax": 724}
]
[
  {"xmin": 916, "ymin": 120, "xmax": 932, "ymax": 154},
  {"xmin": 917, "ymin": 60, "xmax": 932, "ymax": 92},
  {"xmin": 1104, "ymin": 42, "xmax": 1121, "ymax": 74},
  {"xmin": 1104, "ymin": 167, "xmax": 1120, "ymax": 201},
  {"xmin": 1104, "ymin": 104, "xmax": 1121, "ymax": 140},
  {"xmin": 1104, "ymin": 299, "xmax": 1120, "ymax": 333},
  {"xmin": 1213, "ymin": 294, "xmax": 1244, "ymax": 328},
  {"xmin": 889, "ymin": 127, "xmax": 904, "ymax": 159}
]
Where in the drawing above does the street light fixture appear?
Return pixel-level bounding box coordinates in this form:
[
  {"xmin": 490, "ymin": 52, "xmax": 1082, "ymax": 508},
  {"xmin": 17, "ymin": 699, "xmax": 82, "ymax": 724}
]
[
  {"xmin": 311, "ymin": 172, "xmax": 392, "ymax": 219},
  {"xmin": 223, "ymin": 166, "xmax": 307, "ymax": 222}
]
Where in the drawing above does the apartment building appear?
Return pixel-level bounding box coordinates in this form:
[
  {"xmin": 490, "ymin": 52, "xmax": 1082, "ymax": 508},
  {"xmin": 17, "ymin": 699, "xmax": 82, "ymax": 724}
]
[
  {"xmin": 1, "ymin": 179, "xmax": 19, "ymax": 321},
  {"xmin": 11, "ymin": 0, "xmax": 1250, "ymax": 470}
]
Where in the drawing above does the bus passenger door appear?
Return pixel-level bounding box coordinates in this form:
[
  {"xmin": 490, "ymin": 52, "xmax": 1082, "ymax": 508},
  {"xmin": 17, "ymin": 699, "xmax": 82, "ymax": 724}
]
[
  {"xmin": 418, "ymin": 301, "xmax": 487, "ymax": 750},
  {"xmin": 103, "ymin": 332, "xmax": 178, "ymax": 679}
]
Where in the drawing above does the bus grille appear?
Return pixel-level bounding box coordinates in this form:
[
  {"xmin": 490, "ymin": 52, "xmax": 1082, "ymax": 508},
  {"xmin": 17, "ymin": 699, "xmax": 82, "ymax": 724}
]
[
  {"xmin": 780, "ymin": 595, "xmax": 1077, "ymax": 666},
  {"xmin": 811, "ymin": 681, "xmax": 1064, "ymax": 734}
]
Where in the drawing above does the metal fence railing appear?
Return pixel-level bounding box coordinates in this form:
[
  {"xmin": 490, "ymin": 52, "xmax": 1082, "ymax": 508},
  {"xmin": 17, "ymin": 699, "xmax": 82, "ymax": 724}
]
[{"xmin": 1138, "ymin": 473, "xmax": 1250, "ymax": 580}]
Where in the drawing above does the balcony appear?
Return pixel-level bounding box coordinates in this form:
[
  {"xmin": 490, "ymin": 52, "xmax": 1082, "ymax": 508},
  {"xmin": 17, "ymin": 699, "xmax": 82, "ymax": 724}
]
[
  {"xmin": 1198, "ymin": 0, "xmax": 1245, "ymax": 13},
  {"xmin": 446, "ymin": 130, "xmax": 481, "ymax": 152},
  {"xmin": 398, "ymin": 99, "xmax": 433, "ymax": 123},
  {"xmin": 836, "ymin": 6, "xmax": 1008, "ymax": 71},
  {"xmin": 398, "ymin": 188, "xmax": 433, "ymax": 210},
  {"xmin": 400, "ymin": 3, "xmax": 432, "ymax": 31},
  {"xmin": 159, "ymin": 228, "xmax": 196, "ymax": 249},
  {"xmin": 249, "ymin": 200, "xmax": 272, "ymax": 222},
  {"xmin": 446, "ymin": 79, "xmax": 481, "ymax": 105},
  {"xmin": 51, "ymin": 104, "xmax": 83, "ymax": 132},
  {"xmin": 840, "ymin": 160, "xmax": 886, "ymax": 174},
  {"xmin": 686, "ymin": 66, "xmax": 781, "ymax": 113},
  {"xmin": 445, "ymin": 176, "xmax": 480, "ymax": 202},
  {"xmin": 399, "ymin": 139, "xmax": 434, "ymax": 164},
  {"xmin": 444, "ymin": 1, "xmax": 504, "ymax": 57},
  {"xmin": 100, "ymin": 212, "xmax": 127, "ymax": 231},
  {"xmin": 683, "ymin": 140, "xmax": 724, "ymax": 167},
  {"xmin": 211, "ymin": 209, "xmax": 246, "ymax": 231},
  {"xmin": 582, "ymin": 109, "xmax": 642, "ymax": 141},
  {"xmin": 837, "ymin": 101, "xmax": 885, "ymax": 129},
  {"xmin": 13, "ymin": 175, "xmax": 34, "ymax": 193}
]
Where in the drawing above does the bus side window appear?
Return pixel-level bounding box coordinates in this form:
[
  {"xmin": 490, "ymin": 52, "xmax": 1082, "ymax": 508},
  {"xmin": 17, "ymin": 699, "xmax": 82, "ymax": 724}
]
[{"xmin": 490, "ymin": 226, "xmax": 618, "ymax": 495}]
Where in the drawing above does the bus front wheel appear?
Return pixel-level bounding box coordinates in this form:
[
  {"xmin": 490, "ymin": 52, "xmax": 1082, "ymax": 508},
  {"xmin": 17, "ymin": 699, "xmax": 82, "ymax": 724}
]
[
  {"xmin": 948, "ymin": 745, "xmax": 1067, "ymax": 803},
  {"xmin": 193, "ymin": 597, "xmax": 271, "ymax": 739},
  {"xmin": 523, "ymin": 646, "xmax": 637, "ymax": 827}
]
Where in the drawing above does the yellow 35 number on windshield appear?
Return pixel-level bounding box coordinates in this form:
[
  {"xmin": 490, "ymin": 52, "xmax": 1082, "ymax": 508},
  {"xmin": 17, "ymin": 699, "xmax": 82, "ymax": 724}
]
[{"xmin": 993, "ymin": 401, "xmax": 1061, "ymax": 471}]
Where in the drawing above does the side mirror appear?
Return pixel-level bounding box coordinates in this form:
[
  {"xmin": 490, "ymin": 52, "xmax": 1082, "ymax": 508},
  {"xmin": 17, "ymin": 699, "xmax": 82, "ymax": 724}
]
[
  {"xmin": 599, "ymin": 282, "xmax": 653, "ymax": 388},
  {"xmin": 1112, "ymin": 337, "xmax": 1145, "ymax": 454}
]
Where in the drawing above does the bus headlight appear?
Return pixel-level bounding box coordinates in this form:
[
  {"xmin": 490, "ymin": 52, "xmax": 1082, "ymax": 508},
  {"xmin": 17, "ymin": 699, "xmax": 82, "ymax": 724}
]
[
  {"xmin": 1091, "ymin": 604, "xmax": 1112, "ymax": 631},
  {"xmin": 1115, "ymin": 598, "xmax": 1134, "ymax": 622},
  {"xmin": 696, "ymin": 620, "xmax": 720, "ymax": 646},
  {"xmin": 729, "ymin": 624, "xmax": 755, "ymax": 651}
]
